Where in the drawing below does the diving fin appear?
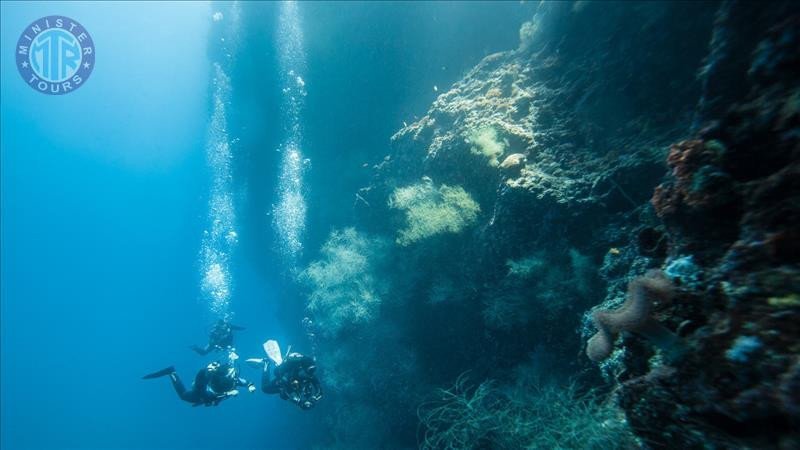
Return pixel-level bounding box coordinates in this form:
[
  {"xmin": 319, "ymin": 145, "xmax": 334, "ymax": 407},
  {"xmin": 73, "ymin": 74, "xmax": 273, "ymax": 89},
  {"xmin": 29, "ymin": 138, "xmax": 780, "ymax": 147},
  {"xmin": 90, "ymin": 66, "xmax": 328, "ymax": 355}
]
[
  {"xmin": 245, "ymin": 358, "xmax": 266, "ymax": 368},
  {"xmin": 142, "ymin": 366, "xmax": 175, "ymax": 379},
  {"xmin": 264, "ymin": 340, "xmax": 283, "ymax": 366}
]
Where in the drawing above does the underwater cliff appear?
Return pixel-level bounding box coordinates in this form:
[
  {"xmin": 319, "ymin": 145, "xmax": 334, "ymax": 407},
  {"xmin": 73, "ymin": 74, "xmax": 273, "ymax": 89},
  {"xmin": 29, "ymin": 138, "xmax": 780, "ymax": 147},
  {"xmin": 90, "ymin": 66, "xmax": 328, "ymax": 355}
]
[{"xmin": 303, "ymin": 2, "xmax": 799, "ymax": 448}]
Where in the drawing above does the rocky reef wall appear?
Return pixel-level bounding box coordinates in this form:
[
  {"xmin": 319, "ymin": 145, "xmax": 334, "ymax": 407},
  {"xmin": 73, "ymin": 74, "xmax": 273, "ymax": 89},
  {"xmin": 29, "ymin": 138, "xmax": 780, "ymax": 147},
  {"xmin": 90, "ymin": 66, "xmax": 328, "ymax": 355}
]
[
  {"xmin": 305, "ymin": 1, "xmax": 799, "ymax": 448},
  {"xmin": 620, "ymin": 4, "xmax": 800, "ymax": 447}
]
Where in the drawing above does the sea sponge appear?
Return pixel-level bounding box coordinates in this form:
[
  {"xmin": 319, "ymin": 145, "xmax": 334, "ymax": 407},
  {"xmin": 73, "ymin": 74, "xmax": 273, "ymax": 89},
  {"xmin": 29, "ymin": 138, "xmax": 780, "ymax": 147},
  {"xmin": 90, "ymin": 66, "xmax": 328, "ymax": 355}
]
[
  {"xmin": 499, "ymin": 153, "xmax": 526, "ymax": 170},
  {"xmin": 389, "ymin": 179, "xmax": 481, "ymax": 246},
  {"xmin": 586, "ymin": 270, "xmax": 684, "ymax": 362},
  {"xmin": 651, "ymin": 140, "xmax": 734, "ymax": 219},
  {"xmin": 499, "ymin": 153, "xmax": 527, "ymax": 178}
]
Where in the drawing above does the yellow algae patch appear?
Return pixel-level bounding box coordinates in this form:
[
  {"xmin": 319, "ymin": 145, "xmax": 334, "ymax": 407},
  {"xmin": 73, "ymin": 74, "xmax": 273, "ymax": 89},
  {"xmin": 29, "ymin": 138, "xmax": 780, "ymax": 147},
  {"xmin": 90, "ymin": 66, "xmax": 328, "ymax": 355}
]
[{"xmin": 767, "ymin": 293, "xmax": 800, "ymax": 308}]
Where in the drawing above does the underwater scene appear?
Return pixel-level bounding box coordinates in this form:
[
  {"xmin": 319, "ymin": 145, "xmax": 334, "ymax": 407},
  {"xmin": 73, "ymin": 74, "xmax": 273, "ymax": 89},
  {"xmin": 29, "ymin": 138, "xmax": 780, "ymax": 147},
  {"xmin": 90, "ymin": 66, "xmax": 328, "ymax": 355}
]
[{"xmin": 1, "ymin": 1, "xmax": 799, "ymax": 449}]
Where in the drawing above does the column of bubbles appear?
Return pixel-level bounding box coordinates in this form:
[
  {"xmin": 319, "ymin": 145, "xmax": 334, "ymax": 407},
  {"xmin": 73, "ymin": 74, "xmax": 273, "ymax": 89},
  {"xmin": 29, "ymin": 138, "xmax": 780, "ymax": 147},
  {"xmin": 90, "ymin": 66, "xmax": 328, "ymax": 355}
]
[
  {"xmin": 200, "ymin": 62, "xmax": 238, "ymax": 321},
  {"xmin": 200, "ymin": 3, "xmax": 242, "ymax": 320},
  {"xmin": 272, "ymin": 0, "xmax": 309, "ymax": 266}
]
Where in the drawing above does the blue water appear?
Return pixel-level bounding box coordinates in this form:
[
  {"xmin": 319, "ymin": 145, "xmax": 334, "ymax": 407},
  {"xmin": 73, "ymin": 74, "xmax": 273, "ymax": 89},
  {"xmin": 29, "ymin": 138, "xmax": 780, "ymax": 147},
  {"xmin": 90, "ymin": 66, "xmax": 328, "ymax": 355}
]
[{"xmin": 1, "ymin": 2, "xmax": 531, "ymax": 449}]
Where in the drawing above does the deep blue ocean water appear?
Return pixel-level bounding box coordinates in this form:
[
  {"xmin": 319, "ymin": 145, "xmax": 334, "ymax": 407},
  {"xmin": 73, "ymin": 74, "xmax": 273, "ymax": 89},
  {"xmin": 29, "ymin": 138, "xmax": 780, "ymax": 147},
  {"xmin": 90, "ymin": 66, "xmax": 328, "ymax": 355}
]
[{"xmin": 1, "ymin": 2, "xmax": 532, "ymax": 449}]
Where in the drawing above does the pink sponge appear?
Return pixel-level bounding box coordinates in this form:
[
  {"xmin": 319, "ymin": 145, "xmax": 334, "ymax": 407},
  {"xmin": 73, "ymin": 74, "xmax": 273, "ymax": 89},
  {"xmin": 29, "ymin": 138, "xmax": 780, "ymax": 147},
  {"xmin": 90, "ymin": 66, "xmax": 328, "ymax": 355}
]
[{"xmin": 587, "ymin": 270, "xmax": 683, "ymax": 362}]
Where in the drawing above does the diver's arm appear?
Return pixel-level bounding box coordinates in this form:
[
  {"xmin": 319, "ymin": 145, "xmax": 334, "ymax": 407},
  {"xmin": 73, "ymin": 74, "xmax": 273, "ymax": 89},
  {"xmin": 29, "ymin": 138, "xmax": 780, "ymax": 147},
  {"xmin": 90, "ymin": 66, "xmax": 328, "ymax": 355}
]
[
  {"xmin": 310, "ymin": 377, "xmax": 322, "ymax": 401},
  {"xmin": 236, "ymin": 376, "xmax": 256, "ymax": 393},
  {"xmin": 190, "ymin": 344, "xmax": 212, "ymax": 355},
  {"xmin": 208, "ymin": 390, "xmax": 236, "ymax": 406},
  {"xmin": 261, "ymin": 363, "xmax": 280, "ymax": 394}
]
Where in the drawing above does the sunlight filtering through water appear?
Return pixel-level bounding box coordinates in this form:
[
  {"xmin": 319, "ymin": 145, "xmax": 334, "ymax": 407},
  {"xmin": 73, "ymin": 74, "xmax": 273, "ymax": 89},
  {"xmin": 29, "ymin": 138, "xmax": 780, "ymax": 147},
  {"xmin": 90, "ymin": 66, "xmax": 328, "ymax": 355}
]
[
  {"xmin": 3, "ymin": 2, "xmax": 795, "ymax": 448},
  {"xmin": 273, "ymin": 0, "xmax": 308, "ymax": 265}
]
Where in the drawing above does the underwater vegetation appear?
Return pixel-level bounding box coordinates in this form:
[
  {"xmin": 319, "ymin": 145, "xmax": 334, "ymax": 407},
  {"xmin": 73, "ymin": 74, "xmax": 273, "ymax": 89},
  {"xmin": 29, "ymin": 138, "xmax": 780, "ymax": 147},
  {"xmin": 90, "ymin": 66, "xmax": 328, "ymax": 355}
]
[
  {"xmin": 418, "ymin": 371, "xmax": 637, "ymax": 450},
  {"xmin": 5, "ymin": 0, "xmax": 796, "ymax": 448},
  {"xmin": 482, "ymin": 248, "xmax": 595, "ymax": 330},
  {"xmin": 467, "ymin": 126, "xmax": 506, "ymax": 167},
  {"xmin": 206, "ymin": 0, "xmax": 798, "ymax": 448},
  {"xmin": 389, "ymin": 179, "xmax": 480, "ymax": 246},
  {"xmin": 300, "ymin": 228, "xmax": 389, "ymax": 336}
]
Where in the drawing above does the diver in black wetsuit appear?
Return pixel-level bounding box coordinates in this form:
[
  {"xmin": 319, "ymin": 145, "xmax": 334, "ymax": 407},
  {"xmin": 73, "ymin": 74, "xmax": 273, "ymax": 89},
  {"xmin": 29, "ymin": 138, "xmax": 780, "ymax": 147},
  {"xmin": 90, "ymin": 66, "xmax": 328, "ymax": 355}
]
[
  {"xmin": 191, "ymin": 319, "xmax": 245, "ymax": 355},
  {"xmin": 260, "ymin": 352, "xmax": 322, "ymax": 410},
  {"xmin": 208, "ymin": 359, "xmax": 256, "ymax": 396},
  {"xmin": 143, "ymin": 357, "xmax": 255, "ymax": 406}
]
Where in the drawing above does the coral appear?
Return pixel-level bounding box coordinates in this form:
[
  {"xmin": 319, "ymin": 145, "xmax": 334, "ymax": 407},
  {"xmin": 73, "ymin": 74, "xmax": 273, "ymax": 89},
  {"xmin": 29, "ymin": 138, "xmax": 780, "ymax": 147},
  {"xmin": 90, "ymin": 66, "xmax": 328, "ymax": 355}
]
[
  {"xmin": 768, "ymin": 293, "xmax": 800, "ymax": 308},
  {"xmin": 344, "ymin": 2, "xmax": 798, "ymax": 448},
  {"xmin": 505, "ymin": 254, "xmax": 545, "ymax": 277},
  {"xmin": 418, "ymin": 372, "xmax": 637, "ymax": 450},
  {"xmin": 499, "ymin": 153, "xmax": 526, "ymax": 170},
  {"xmin": 518, "ymin": 19, "xmax": 538, "ymax": 51},
  {"xmin": 484, "ymin": 249, "xmax": 595, "ymax": 330},
  {"xmin": 614, "ymin": 9, "xmax": 800, "ymax": 446},
  {"xmin": 467, "ymin": 126, "xmax": 506, "ymax": 167},
  {"xmin": 389, "ymin": 179, "xmax": 480, "ymax": 246},
  {"xmin": 485, "ymin": 254, "xmax": 547, "ymax": 329},
  {"xmin": 586, "ymin": 270, "xmax": 684, "ymax": 363},
  {"xmin": 651, "ymin": 139, "xmax": 737, "ymax": 221},
  {"xmin": 663, "ymin": 255, "xmax": 703, "ymax": 290},
  {"xmin": 299, "ymin": 228, "xmax": 389, "ymax": 336},
  {"xmin": 725, "ymin": 336, "xmax": 763, "ymax": 363},
  {"xmin": 499, "ymin": 153, "xmax": 527, "ymax": 179}
]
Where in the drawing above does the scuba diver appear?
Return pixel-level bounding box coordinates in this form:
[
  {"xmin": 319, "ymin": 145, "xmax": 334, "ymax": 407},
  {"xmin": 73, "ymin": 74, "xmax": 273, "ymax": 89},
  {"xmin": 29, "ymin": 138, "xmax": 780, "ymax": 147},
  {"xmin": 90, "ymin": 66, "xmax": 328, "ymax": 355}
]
[
  {"xmin": 207, "ymin": 355, "xmax": 256, "ymax": 396},
  {"xmin": 248, "ymin": 340, "xmax": 322, "ymax": 410},
  {"xmin": 143, "ymin": 352, "xmax": 255, "ymax": 407},
  {"xmin": 191, "ymin": 319, "xmax": 245, "ymax": 355}
]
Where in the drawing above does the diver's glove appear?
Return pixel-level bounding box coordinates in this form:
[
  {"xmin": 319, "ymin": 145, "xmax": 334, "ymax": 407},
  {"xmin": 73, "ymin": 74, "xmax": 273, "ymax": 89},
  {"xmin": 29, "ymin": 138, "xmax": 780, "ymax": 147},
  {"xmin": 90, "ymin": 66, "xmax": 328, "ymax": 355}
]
[{"xmin": 248, "ymin": 384, "xmax": 256, "ymax": 393}]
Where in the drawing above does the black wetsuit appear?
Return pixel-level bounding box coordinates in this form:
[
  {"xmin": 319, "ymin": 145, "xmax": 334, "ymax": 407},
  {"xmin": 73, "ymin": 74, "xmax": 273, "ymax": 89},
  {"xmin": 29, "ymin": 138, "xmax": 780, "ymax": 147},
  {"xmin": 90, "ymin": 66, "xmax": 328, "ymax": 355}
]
[
  {"xmin": 144, "ymin": 363, "xmax": 251, "ymax": 407},
  {"xmin": 261, "ymin": 353, "xmax": 322, "ymax": 409},
  {"xmin": 192, "ymin": 320, "xmax": 244, "ymax": 355},
  {"xmin": 208, "ymin": 363, "xmax": 253, "ymax": 394},
  {"xmin": 146, "ymin": 367, "xmax": 227, "ymax": 406}
]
